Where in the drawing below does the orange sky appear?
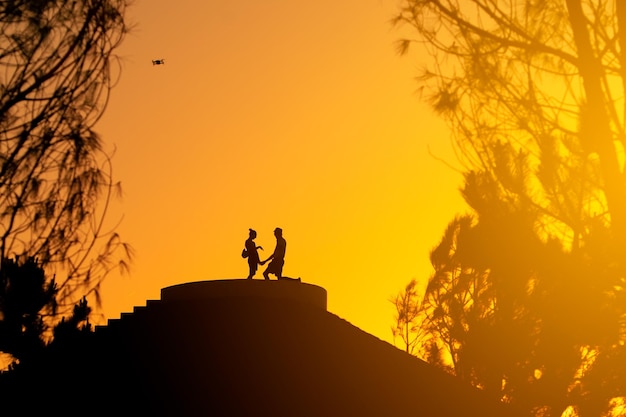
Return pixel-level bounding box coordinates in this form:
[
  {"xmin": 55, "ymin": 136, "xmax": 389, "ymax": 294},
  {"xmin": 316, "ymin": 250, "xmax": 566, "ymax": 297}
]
[{"xmin": 96, "ymin": 0, "xmax": 467, "ymax": 345}]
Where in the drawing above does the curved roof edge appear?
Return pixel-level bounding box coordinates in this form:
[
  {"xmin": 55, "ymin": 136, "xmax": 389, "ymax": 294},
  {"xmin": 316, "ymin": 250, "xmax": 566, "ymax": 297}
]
[{"xmin": 160, "ymin": 279, "xmax": 327, "ymax": 310}]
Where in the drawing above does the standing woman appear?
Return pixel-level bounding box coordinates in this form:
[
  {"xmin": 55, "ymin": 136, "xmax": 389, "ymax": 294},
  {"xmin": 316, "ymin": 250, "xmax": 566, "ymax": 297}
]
[{"xmin": 243, "ymin": 228, "xmax": 263, "ymax": 279}]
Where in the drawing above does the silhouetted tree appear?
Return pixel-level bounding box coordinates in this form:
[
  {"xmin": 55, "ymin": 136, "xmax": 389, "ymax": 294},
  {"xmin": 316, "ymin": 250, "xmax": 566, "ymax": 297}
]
[
  {"xmin": 0, "ymin": 256, "xmax": 55, "ymax": 363},
  {"xmin": 0, "ymin": 1, "xmax": 131, "ymax": 366},
  {"xmin": 390, "ymin": 279, "xmax": 424, "ymax": 355},
  {"xmin": 0, "ymin": 256, "xmax": 92, "ymax": 369},
  {"xmin": 393, "ymin": 1, "xmax": 626, "ymax": 416},
  {"xmin": 417, "ymin": 175, "xmax": 595, "ymax": 414}
]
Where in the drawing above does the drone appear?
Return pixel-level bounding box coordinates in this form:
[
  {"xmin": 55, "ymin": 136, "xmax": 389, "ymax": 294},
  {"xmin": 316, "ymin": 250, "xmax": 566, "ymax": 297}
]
[{"xmin": 152, "ymin": 59, "xmax": 165, "ymax": 65}]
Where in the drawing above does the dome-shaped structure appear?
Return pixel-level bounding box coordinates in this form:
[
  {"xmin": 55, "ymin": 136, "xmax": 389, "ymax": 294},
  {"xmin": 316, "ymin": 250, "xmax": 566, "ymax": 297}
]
[
  {"xmin": 161, "ymin": 279, "xmax": 327, "ymax": 310},
  {"xmin": 2, "ymin": 279, "xmax": 521, "ymax": 417}
]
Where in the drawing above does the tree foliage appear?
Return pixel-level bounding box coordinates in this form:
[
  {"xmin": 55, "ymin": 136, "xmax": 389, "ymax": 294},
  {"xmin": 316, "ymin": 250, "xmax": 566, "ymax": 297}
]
[
  {"xmin": 0, "ymin": 0, "xmax": 132, "ymax": 364},
  {"xmin": 393, "ymin": 1, "xmax": 626, "ymax": 416},
  {"xmin": 0, "ymin": 1, "xmax": 131, "ymax": 309},
  {"xmin": 0, "ymin": 256, "xmax": 91, "ymax": 368},
  {"xmin": 390, "ymin": 279, "xmax": 424, "ymax": 355}
]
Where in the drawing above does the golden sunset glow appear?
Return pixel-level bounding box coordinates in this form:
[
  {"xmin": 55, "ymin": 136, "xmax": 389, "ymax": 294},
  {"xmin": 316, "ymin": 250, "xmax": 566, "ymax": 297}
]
[
  {"xmin": 6, "ymin": 1, "xmax": 626, "ymax": 416},
  {"xmin": 95, "ymin": 0, "xmax": 466, "ymax": 343}
]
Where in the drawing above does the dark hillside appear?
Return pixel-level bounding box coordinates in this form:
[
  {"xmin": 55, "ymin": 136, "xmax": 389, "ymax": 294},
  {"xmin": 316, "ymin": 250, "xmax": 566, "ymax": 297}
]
[{"xmin": 1, "ymin": 280, "xmax": 522, "ymax": 417}]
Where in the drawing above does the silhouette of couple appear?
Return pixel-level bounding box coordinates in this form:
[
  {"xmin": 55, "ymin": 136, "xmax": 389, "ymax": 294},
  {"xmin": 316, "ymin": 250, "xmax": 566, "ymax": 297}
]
[{"xmin": 243, "ymin": 227, "xmax": 300, "ymax": 282}]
